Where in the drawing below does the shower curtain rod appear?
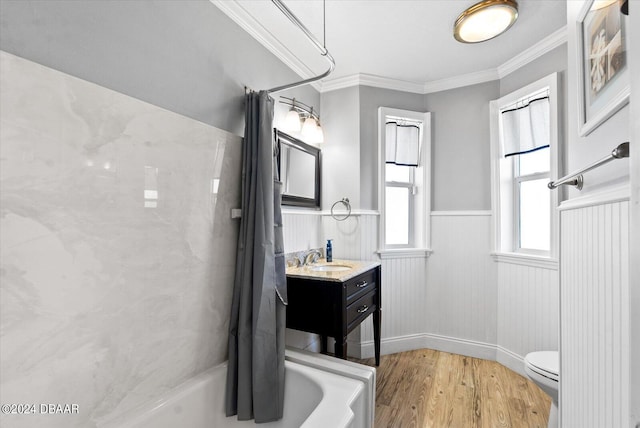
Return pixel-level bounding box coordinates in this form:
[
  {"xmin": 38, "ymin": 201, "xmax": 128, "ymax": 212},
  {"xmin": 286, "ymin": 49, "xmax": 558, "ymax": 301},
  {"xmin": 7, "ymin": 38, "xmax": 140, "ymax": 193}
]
[{"xmin": 266, "ymin": 0, "xmax": 335, "ymax": 94}]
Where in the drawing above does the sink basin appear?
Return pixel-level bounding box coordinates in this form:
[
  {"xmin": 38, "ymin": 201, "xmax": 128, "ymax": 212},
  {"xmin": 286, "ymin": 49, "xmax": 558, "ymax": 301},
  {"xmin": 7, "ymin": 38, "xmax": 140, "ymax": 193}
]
[{"xmin": 307, "ymin": 264, "xmax": 352, "ymax": 272}]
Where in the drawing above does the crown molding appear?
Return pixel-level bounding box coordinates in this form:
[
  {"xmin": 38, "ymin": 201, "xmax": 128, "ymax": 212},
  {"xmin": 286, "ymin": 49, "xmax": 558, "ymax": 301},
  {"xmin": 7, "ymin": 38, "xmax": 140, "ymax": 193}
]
[
  {"xmin": 210, "ymin": 0, "xmax": 322, "ymax": 92},
  {"xmin": 321, "ymin": 69, "xmax": 500, "ymax": 94},
  {"xmin": 497, "ymin": 26, "xmax": 568, "ymax": 79},
  {"xmin": 321, "ymin": 26, "xmax": 568, "ymax": 94},
  {"xmin": 214, "ymin": 0, "xmax": 568, "ymax": 95},
  {"xmin": 320, "ymin": 73, "xmax": 425, "ymax": 94},
  {"xmin": 422, "ymin": 68, "xmax": 499, "ymax": 94}
]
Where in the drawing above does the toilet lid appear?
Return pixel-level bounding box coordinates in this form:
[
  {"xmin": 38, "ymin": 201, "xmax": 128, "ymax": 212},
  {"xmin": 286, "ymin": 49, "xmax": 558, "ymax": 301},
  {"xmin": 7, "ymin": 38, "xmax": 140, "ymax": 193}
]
[{"xmin": 526, "ymin": 351, "xmax": 559, "ymax": 381}]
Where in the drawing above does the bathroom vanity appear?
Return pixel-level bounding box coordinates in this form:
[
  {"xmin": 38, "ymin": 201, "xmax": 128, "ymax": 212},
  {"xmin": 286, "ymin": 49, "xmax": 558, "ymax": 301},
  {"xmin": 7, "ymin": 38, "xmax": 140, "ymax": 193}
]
[{"xmin": 285, "ymin": 260, "xmax": 381, "ymax": 366}]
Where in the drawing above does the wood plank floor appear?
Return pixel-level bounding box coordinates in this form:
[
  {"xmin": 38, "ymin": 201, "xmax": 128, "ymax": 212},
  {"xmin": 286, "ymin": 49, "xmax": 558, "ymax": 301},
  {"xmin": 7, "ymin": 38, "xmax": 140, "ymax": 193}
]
[{"xmin": 353, "ymin": 349, "xmax": 550, "ymax": 428}]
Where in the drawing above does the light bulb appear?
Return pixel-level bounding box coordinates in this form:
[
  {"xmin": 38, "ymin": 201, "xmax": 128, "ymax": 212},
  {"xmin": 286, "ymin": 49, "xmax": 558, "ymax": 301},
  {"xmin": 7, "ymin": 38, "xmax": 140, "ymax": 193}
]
[
  {"xmin": 313, "ymin": 123, "xmax": 324, "ymax": 144},
  {"xmin": 283, "ymin": 108, "xmax": 301, "ymax": 133},
  {"xmin": 301, "ymin": 116, "xmax": 318, "ymax": 140},
  {"xmin": 591, "ymin": 0, "xmax": 617, "ymax": 10}
]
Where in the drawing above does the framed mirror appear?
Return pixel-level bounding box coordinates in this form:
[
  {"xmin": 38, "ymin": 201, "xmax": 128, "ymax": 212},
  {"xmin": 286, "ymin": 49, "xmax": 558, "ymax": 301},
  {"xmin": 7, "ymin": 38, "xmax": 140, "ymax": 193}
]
[{"xmin": 275, "ymin": 130, "xmax": 321, "ymax": 208}]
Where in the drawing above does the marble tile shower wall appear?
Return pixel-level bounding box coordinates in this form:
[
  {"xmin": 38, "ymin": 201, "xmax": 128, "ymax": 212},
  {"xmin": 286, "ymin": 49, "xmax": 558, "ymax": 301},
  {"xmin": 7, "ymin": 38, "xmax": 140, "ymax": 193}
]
[{"xmin": 0, "ymin": 52, "xmax": 242, "ymax": 428}]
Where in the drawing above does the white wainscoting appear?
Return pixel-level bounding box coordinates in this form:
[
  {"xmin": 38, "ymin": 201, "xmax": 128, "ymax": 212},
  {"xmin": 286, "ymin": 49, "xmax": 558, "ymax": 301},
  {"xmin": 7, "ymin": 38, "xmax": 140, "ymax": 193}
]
[
  {"xmin": 496, "ymin": 262, "xmax": 559, "ymax": 376},
  {"xmin": 282, "ymin": 211, "xmax": 323, "ymax": 253},
  {"xmin": 362, "ymin": 212, "xmax": 500, "ymax": 361},
  {"xmin": 422, "ymin": 213, "xmax": 498, "ymax": 357},
  {"xmin": 359, "ymin": 256, "xmax": 430, "ymax": 357},
  {"xmin": 320, "ymin": 214, "xmax": 379, "ymax": 261},
  {"xmin": 559, "ymin": 199, "xmax": 630, "ymax": 428},
  {"xmin": 282, "ymin": 209, "xmax": 559, "ymax": 371}
]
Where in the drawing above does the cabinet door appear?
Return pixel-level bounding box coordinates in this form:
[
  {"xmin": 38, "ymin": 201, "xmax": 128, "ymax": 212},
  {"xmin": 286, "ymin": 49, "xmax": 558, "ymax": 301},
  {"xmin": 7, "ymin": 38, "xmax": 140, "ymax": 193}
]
[{"xmin": 285, "ymin": 277, "xmax": 341, "ymax": 336}]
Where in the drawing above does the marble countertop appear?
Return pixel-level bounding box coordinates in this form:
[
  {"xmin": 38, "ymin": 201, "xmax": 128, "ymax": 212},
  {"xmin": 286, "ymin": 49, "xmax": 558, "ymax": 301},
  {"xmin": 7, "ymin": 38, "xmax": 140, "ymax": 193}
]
[{"xmin": 286, "ymin": 259, "xmax": 381, "ymax": 283}]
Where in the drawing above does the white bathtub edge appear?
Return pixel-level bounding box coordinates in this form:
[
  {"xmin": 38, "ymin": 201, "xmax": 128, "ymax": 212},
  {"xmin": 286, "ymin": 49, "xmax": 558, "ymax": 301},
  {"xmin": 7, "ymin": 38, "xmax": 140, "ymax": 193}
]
[
  {"xmin": 284, "ymin": 347, "xmax": 376, "ymax": 428},
  {"xmin": 96, "ymin": 363, "xmax": 227, "ymax": 428},
  {"xmin": 97, "ymin": 349, "xmax": 375, "ymax": 428}
]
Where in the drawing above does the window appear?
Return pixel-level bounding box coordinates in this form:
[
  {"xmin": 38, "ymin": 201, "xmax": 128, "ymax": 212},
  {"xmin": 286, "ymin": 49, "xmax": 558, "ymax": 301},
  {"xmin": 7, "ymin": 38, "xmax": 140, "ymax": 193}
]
[
  {"xmin": 385, "ymin": 163, "xmax": 414, "ymax": 246},
  {"xmin": 490, "ymin": 73, "xmax": 559, "ymax": 259},
  {"xmin": 378, "ymin": 108, "xmax": 431, "ymax": 258},
  {"xmin": 515, "ymin": 148, "xmax": 550, "ymax": 252}
]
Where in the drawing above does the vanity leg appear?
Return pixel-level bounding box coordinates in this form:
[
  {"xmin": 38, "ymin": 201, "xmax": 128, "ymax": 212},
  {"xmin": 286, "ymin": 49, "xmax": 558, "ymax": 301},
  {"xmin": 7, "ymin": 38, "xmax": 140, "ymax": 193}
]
[
  {"xmin": 335, "ymin": 336, "xmax": 347, "ymax": 360},
  {"xmin": 320, "ymin": 335, "xmax": 328, "ymax": 354},
  {"xmin": 373, "ymin": 308, "xmax": 381, "ymax": 366}
]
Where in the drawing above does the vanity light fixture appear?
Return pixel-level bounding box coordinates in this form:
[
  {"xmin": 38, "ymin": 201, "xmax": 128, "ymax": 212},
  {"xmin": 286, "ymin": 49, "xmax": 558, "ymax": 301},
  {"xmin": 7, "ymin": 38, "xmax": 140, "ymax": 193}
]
[
  {"xmin": 283, "ymin": 101, "xmax": 302, "ymax": 133},
  {"xmin": 453, "ymin": 0, "xmax": 518, "ymax": 43},
  {"xmin": 279, "ymin": 97, "xmax": 324, "ymax": 143},
  {"xmin": 590, "ymin": 0, "xmax": 618, "ymax": 10}
]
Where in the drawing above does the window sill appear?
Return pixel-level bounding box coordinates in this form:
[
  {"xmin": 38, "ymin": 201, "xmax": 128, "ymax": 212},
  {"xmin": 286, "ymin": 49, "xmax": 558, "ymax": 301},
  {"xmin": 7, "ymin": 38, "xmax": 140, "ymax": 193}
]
[
  {"xmin": 377, "ymin": 248, "xmax": 432, "ymax": 260},
  {"xmin": 491, "ymin": 252, "xmax": 558, "ymax": 270}
]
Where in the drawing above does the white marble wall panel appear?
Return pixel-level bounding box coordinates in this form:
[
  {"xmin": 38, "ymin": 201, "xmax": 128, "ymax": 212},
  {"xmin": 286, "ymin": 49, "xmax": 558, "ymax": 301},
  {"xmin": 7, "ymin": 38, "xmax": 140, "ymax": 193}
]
[{"xmin": 0, "ymin": 51, "xmax": 242, "ymax": 428}]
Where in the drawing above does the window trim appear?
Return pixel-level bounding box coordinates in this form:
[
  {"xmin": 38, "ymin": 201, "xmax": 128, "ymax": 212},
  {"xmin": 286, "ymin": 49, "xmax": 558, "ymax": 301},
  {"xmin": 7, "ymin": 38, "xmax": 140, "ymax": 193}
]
[
  {"xmin": 378, "ymin": 107, "xmax": 431, "ymax": 253},
  {"xmin": 490, "ymin": 73, "xmax": 560, "ymax": 260}
]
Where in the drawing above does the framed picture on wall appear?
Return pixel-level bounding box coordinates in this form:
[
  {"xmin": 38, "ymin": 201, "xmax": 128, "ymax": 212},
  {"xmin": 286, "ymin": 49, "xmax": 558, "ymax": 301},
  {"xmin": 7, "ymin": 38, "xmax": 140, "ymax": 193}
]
[{"xmin": 576, "ymin": 0, "xmax": 630, "ymax": 136}]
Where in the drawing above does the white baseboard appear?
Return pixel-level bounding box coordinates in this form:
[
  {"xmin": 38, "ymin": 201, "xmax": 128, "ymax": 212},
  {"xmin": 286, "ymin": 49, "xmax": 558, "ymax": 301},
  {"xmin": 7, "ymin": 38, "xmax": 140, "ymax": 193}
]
[
  {"xmin": 496, "ymin": 346, "xmax": 526, "ymax": 377},
  {"xmin": 358, "ymin": 333, "xmax": 497, "ymax": 361},
  {"xmin": 305, "ymin": 333, "xmax": 530, "ymax": 381}
]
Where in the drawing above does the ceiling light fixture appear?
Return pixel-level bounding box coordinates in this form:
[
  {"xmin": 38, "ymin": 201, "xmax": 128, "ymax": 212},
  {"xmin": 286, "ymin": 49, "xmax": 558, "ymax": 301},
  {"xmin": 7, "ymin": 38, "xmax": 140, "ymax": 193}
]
[
  {"xmin": 454, "ymin": 0, "xmax": 519, "ymax": 43},
  {"xmin": 279, "ymin": 97, "xmax": 324, "ymax": 144}
]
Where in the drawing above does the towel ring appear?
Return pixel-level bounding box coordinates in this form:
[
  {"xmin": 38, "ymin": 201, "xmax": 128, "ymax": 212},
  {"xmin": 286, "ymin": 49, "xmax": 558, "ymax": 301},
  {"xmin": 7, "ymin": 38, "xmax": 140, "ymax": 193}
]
[{"xmin": 331, "ymin": 198, "xmax": 351, "ymax": 221}]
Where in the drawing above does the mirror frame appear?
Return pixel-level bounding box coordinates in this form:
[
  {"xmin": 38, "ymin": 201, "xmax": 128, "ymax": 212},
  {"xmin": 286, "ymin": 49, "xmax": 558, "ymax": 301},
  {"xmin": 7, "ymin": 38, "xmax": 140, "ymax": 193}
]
[{"xmin": 275, "ymin": 129, "xmax": 321, "ymax": 209}]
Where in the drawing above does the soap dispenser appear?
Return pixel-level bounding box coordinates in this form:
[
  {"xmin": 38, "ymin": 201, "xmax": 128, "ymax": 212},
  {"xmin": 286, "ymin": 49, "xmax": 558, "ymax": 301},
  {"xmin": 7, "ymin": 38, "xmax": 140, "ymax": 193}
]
[{"xmin": 326, "ymin": 239, "xmax": 333, "ymax": 262}]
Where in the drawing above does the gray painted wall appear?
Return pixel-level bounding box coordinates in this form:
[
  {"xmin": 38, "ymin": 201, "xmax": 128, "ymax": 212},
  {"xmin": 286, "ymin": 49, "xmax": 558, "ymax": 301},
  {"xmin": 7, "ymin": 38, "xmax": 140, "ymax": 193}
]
[
  {"xmin": 324, "ymin": 44, "xmax": 568, "ymax": 213},
  {"xmin": 0, "ymin": 0, "xmax": 320, "ymax": 137},
  {"xmin": 320, "ymin": 86, "xmax": 361, "ymax": 210},
  {"xmin": 0, "ymin": 0, "xmax": 571, "ymax": 213},
  {"xmin": 358, "ymin": 86, "xmax": 424, "ymax": 210},
  {"xmin": 500, "ymin": 44, "xmax": 568, "ymax": 97},
  {"xmin": 424, "ymin": 81, "xmax": 500, "ymax": 211}
]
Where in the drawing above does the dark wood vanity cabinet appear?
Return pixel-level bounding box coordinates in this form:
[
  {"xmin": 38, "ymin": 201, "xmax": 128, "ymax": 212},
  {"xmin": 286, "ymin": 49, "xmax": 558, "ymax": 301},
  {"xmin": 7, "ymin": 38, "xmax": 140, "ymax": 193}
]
[{"xmin": 286, "ymin": 265, "xmax": 381, "ymax": 366}]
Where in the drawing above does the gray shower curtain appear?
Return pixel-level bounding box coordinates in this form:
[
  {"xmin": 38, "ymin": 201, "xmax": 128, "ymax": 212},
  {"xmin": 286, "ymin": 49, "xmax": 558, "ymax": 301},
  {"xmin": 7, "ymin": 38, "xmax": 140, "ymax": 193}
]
[{"xmin": 225, "ymin": 90, "xmax": 288, "ymax": 423}]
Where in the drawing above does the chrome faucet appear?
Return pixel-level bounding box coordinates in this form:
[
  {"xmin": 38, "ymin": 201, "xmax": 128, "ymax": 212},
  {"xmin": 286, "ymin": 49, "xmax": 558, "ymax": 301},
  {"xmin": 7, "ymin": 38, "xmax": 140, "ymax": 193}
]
[
  {"xmin": 304, "ymin": 249, "xmax": 323, "ymax": 265},
  {"xmin": 286, "ymin": 257, "xmax": 302, "ymax": 268}
]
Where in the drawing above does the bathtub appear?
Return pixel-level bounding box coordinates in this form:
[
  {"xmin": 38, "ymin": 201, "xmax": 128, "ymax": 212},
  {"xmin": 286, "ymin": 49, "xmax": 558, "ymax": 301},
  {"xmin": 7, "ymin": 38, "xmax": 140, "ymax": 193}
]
[{"xmin": 99, "ymin": 349, "xmax": 376, "ymax": 428}]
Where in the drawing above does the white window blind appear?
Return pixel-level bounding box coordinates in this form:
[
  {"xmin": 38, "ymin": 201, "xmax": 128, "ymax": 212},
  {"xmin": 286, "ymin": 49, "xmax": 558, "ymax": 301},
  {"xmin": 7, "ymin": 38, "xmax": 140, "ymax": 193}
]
[
  {"xmin": 385, "ymin": 122, "xmax": 420, "ymax": 166},
  {"xmin": 501, "ymin": 96, "xmax": 550, "ymax": 157}
]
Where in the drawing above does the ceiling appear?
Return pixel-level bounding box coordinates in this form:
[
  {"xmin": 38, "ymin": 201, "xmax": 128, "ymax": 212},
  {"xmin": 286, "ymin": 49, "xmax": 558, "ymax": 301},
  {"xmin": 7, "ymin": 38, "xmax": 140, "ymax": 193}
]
[{"xmin": 213, "ymin": 0, "xmax": 567, "ymax": 93}]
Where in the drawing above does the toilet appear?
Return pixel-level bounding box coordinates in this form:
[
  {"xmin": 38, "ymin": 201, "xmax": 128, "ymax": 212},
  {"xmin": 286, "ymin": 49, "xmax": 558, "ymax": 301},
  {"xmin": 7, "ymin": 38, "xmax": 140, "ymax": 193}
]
[{"xmin": 524, "ymin": 351, "xmax": 559, "ymax": 428}]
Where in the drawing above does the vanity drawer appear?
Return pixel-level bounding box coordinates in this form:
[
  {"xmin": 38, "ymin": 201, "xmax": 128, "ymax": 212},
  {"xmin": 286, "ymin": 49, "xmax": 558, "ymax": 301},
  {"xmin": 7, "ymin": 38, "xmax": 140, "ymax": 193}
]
[
  {"xmin": 347, "ymin": 290, "xmax": 376, "ymax": 329},
  {"xmin": 345, "ymin": 270, "xmax": 376, "ymax": 301}
]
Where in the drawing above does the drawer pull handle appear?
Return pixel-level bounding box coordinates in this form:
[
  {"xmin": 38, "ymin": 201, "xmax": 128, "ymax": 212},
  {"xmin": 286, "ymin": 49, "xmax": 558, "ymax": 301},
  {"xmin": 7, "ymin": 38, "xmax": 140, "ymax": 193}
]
[
  {"xmin": 357, "ymin": 305, "xmax": 369, "ymax": 314},
  {"xmin": 356, "ymin": 280, "xmax": 368, "ymax": 288}
]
